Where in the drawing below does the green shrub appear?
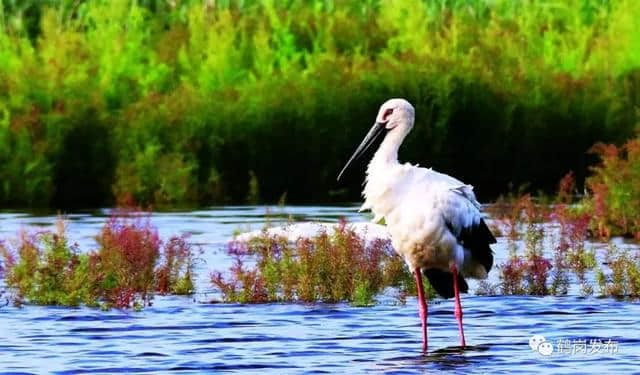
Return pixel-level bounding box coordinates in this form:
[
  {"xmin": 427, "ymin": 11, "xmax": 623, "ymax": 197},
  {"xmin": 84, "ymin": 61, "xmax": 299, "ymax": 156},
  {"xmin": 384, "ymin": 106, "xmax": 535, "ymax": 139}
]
[{"xmin": 0, "ymin": 0, "xmax": 638, "ymax": 207}]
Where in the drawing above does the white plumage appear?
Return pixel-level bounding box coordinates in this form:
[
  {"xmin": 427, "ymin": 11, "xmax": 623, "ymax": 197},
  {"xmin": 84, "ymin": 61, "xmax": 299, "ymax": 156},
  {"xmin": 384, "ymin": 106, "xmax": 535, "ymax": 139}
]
[
  {"xmin": 363, "ymin": 155, "xmax": 489, "ymax": 279},
  {"xmin": 338, "ymin": 98, "xmax": 495, "ymax": 351}
]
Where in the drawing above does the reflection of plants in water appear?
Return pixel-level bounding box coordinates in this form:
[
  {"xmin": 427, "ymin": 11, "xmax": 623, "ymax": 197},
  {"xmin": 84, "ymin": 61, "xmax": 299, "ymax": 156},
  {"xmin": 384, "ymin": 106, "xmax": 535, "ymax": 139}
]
[{"xmin": 211, "ymin": 220, "xmax": 434, "ymax": 305}]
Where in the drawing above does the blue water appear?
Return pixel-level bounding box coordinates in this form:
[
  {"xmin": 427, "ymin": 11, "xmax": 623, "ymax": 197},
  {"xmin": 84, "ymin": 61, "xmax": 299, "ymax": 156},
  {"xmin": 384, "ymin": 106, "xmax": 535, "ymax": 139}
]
[{"xmin": 1, "ymin": 206, "xmax": 639, "ymax": 374}]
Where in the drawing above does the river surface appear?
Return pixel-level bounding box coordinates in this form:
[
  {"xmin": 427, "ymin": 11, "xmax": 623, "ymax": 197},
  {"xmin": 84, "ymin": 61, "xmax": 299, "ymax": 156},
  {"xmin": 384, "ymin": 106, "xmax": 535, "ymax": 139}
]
[{"xmin": 0, "ymin": 206, "xmax": 639, "ymax": 374}]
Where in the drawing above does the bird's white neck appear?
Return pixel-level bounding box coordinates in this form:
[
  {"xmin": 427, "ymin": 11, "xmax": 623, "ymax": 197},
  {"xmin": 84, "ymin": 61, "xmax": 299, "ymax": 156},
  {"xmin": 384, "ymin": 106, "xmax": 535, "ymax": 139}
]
[
  {"xmin": 370, "ymin": 129, "xmax": 406, "ymax": 166},
  {"xmin": 361, "ymin": 131, "xmax": 406, "ymax": 219}
]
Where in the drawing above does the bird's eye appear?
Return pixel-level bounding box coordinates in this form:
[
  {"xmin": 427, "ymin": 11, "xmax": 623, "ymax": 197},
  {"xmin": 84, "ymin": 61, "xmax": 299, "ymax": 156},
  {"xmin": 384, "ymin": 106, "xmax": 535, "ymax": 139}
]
[{"xmin": 382, "ymin": 108, "xmax": 394, "ymax": 122}]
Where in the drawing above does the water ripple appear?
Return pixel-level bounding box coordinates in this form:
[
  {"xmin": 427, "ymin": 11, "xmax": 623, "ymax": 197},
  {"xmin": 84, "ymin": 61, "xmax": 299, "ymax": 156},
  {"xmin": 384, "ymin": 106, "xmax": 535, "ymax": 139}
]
[{"xmin": 0, "ymin": 207, "xmax": 639, "ymax": 373}]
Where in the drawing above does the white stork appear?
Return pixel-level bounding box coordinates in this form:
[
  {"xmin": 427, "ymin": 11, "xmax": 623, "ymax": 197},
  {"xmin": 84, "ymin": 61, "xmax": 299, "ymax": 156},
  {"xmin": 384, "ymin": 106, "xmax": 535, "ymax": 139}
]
[{"xmin": 337, "ymin": 98, "xmax": 495, "ymax": 352}]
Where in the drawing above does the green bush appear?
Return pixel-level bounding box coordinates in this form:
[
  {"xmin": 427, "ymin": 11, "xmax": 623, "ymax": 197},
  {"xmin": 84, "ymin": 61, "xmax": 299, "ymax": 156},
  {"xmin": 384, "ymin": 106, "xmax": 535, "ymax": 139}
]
[{"xmin": 0, "ymin": 0, "xmax": 638, "ymax": 207}]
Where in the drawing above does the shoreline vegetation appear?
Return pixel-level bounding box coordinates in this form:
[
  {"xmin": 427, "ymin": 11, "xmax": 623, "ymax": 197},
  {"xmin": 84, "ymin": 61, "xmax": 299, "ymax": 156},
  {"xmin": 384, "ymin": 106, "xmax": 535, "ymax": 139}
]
[
  {"xmin": 0, "ymin": 0, "xmax": 638, "ymax": 309},
  {"xmin": 1, "ymin": 149, "xmax": 638, "ymax": 308},
  {"xmin": 1, "ymin": 0, "xmax": 639, "ymax": 207},
  {"xmin": 1, "ymin": 200, "xmax": 638, "ymax": 309},
  {"xmin": 0, "ymin": 210, "xmax": 197, "ymax": 309}
]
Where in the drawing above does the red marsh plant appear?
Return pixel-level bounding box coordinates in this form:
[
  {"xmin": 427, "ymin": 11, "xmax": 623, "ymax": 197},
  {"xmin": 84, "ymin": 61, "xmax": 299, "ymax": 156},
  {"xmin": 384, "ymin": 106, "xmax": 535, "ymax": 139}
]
[
  {"xmin": 491, "ymin": 192, "xmax": 553, "ymax": 295},
  {"xmin": 0, "ymin": 219, "xmax": 91, "ymax": 306},
  {"xmin": 212, "ymin": 220, "xmax": 431, "ymax": 306},
  {"xmin": 556, "ymin": 171, "xmax": 577, "ymax": 205},
  {"xmin": 549, "ymin": 207, "xmax": 571, "ymax": 296},
  {"xmin": 210, "ymin": 241, "xmax": 272, "ymax": 304},
  {"xmin": 90, "ymin": 213, "xmax": 198, "ymax": 308},
  {"xmin": 488, "ymin": 194, "xmax": 550, "ymax": 241},
  {"xmin": 586, "ymin": 138, "xmax": 640, "ymax": 240},
  {"xmin": 1, "ymin": 213, "xmax": 197, "ymax": 309},
  {"xmin": 498, "ymin": 219, "xmax": 552, "ymax": 296},
  {"xmin": 0, "ymin": 240, "xmax": 15, "ymax": 278},
  {"xmin": 90, "ymin": 214, "xmax": 162, "ymax": 308},
  {"xmin": 550, "ymin": 172, "xmax": 594, "ymax": 294},
  {"xmin": 490, "ymin": 174, "xmax": 597, "ymax": 297},
  {"xmin": 522, "ymin": 224, "xmax": 552, "ymax": 295},
  {"xmin": 551, "ymin": 204, "xmax": 596, "ymax": 296},
  {"xmin": 596, "ymin": 245, "xmax": 640, "ymax": 298},
  {"xmin": 155, "ymin": 235, "xmax": 198, "ymax": 296},
  {"xmin": 499, "ymin": 249, "xmax": 527, "ymax": 295}
]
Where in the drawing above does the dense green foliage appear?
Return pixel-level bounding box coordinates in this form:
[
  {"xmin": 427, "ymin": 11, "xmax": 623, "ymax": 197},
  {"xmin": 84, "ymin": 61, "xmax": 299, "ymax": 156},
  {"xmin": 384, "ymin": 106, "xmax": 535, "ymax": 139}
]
[{"xmin": 1, "ymin": 0, "xmax": 638, "ymax": 207}]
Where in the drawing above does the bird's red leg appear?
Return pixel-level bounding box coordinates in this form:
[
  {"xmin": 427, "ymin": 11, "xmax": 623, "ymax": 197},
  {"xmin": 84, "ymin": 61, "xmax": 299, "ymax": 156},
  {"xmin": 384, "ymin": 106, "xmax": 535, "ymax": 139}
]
[
  {"xmin": 414, "ymin": 268, "xmax": 428, "ymax": 352},
  {"xmin": 451, "ymin": 264, "xmax": 466, "ymax": 347}
]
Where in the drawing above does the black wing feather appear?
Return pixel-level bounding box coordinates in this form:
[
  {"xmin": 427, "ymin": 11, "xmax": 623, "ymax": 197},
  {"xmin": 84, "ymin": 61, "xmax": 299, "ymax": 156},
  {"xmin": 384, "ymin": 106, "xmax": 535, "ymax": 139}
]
[
  {"xmin": 434, "ymin": 218, "xmax": 496, "ymax": 300},
  {"xmin": 458, "ymin": 218, "xmax": 496, "ymax": 273},
  {"xmin": 423, "ymin": 268, "xmax": 468, "ymax": 299}
]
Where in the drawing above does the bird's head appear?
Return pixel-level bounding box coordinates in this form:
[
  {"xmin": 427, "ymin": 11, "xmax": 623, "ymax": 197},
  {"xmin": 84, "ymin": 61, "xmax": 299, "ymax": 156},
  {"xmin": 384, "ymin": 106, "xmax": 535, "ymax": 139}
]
[
  {"xmin": 375, "ymin": 98, "xmax": 415, "ymax": 133},
  {"xmin": 337, "ymin": 98, "xmax": 415, "ymax": 181}
]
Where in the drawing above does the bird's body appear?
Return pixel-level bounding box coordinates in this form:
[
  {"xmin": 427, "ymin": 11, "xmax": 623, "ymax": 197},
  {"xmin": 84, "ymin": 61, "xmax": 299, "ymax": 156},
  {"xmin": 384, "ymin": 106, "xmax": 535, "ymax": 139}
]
[
  {"xmin": 362, "ymin": 147, "xmax": 494, "ymax": 295},
  {"xmin": 338, "ymin": 98, "xmax": 495, "ymax": 351}
]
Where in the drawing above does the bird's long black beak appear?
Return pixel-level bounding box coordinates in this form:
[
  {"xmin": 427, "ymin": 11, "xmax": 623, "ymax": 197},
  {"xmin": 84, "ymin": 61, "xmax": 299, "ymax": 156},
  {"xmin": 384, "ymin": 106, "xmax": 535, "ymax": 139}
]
[{"xmin": 337, "ymin": 122, "xmax": 387, "ymax": 181}]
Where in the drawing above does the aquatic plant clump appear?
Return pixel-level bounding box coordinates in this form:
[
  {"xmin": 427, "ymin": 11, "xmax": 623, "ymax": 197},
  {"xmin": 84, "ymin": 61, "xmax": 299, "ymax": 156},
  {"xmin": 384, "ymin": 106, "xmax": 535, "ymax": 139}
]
[
  {"xmin": 586, "ymin": 138, "xmax": 640, "ymax": 240},
  {"xmin": 490, "ymin": 173, "xmax": 638, "ymax": 299},
  {"xmin": 155, "ymin": 235, "xmax": 197, "ymax": 296},
  {"xmin": 497, "ymin": 225, "xmax": 552, "ymax": 296},
  {"xmin": 596, "ymin": 245, "xmax": 640, "ymax": 298},
  {"xmin": 489, "ymin": 180, "xmax": 604, "ymax": 297},
  {"xmin": 0, "ymin": 215, "xmax": 198, "ymax": 309},
  {"xmin": 90, "ymin": 216, "xmax": 163, "ymax": 307},
  {"xmin": 0, "ymin": 220, "xmax": 90, "ymax": 306},
  {"xmin": 212, "ymin": 221, "xmax": 432, "ymax": 305}
]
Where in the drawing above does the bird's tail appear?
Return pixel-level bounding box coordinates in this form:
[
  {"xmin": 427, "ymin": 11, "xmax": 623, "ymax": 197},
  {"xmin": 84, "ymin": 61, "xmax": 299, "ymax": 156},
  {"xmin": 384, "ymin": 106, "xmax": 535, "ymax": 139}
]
[
  {"xmin": 460, "ymin": 218, "xmax": 496, "ymax": 279},
  {"xmin": 422, "ymin": 268, "xmax": 468, "ymax": 299}
]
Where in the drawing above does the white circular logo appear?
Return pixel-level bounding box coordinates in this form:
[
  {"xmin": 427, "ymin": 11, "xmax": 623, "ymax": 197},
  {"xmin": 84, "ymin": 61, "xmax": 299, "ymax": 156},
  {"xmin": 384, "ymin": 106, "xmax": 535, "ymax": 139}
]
[
  {"xmin": 529, "ymin": 334, "xmax": 546, "ymax": 351},
  {"xmin": 529, "ymin": 334, "xmax": 553, "ymax": 356},
  {"xmin": 538, "ymin": 342, "xmax": 553, "ymax": 356}
]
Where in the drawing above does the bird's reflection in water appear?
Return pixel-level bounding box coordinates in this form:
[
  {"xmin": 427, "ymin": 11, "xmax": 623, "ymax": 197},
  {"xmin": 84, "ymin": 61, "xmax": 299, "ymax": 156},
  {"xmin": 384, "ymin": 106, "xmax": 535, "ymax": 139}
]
[{"xmin": 377, "ymin": 344, "xmax": 493, "ymax": 373}]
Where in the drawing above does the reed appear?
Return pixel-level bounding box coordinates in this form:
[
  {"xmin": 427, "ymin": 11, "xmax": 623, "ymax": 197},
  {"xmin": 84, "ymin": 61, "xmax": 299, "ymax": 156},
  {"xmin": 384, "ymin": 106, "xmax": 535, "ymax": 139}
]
[{"xmin": 0, "ymin": 0, "xmax": 638, "ymax": 207}]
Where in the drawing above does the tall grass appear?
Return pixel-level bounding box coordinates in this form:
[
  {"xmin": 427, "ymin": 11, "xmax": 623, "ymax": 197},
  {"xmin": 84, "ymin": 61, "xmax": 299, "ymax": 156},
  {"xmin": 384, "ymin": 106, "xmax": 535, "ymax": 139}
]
[{"xmin": 0, "ymin": 0, "xmax": 638, "ymax": 207}]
